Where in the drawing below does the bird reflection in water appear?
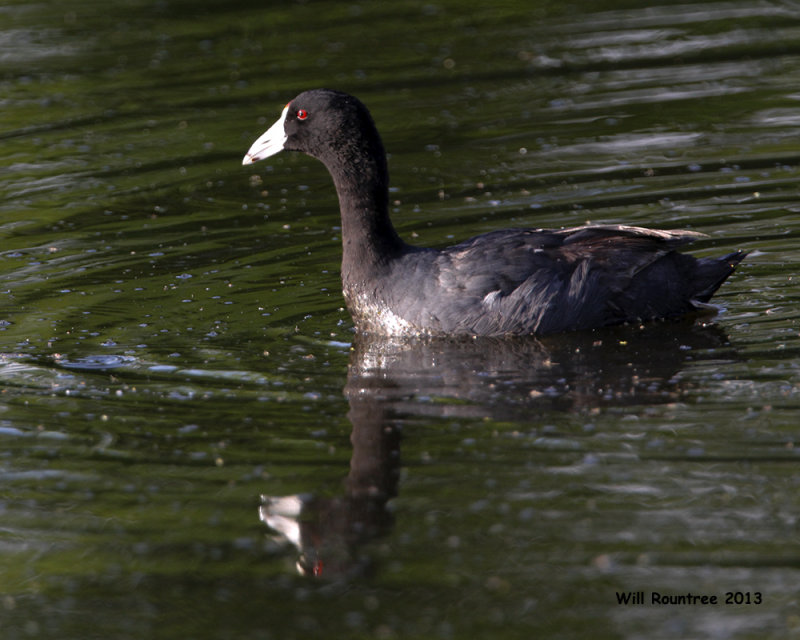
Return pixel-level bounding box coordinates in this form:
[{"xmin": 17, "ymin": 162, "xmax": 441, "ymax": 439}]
[
  {"xmin": 259, "ymin": 319, "xmax": 736, "ymax": 579},
  {"xmin": 260, "ymin": 394, "xmax": 401, "ymax": 579}
]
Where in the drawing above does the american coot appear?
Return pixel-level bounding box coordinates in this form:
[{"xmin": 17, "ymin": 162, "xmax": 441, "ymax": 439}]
[{"xmin": 243, "ymin": 89, "xmax": 746, "ymax": 337}]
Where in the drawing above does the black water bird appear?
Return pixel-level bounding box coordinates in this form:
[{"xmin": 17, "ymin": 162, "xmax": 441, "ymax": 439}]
[{"xmin": 243, "ymin": 89, "xmax": 746, "ymax": 337}]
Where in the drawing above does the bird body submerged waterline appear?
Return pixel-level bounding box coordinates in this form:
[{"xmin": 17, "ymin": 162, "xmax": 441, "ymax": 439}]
[{"xmin": 243, "ymin": 89, "xmax": 746, "ymax": 337}]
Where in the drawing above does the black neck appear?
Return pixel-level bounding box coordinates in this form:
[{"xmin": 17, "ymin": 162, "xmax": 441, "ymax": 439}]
[{"xmin": 322, "ymin": 143, "xmax": 407, "ymax": 285}]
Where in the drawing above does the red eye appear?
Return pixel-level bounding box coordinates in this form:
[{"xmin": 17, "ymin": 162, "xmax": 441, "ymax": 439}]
[{"xmin": 296, "ymin": 109, "xmax": 308, "ymax": 121}]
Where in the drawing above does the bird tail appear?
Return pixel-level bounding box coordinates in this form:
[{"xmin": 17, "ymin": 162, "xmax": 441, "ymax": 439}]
[{"xmin": 693, "ymin": 250, "xmax": 748, "ymax": 302}]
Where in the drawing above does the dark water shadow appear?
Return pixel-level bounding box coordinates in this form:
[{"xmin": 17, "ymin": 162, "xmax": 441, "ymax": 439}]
[{"xmin": 260, "ymin": 318, "xmax": 736, "ymax": 579}]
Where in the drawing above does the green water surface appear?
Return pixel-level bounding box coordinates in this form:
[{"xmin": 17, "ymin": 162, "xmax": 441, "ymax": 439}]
[{"xmin": 2, "ymin": 1, "xmax": 800, "ymax": 638}]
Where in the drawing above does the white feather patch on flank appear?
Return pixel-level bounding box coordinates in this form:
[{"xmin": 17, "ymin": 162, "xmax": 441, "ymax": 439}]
[{"xmin": 482, "ymin": 290, "xmax": 502, "ymax": 308}]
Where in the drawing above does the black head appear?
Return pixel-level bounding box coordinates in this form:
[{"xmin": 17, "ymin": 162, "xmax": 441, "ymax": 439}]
[{"xmin": 242, "ymin": 89, "xmax": 385, "ymax": 171}]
